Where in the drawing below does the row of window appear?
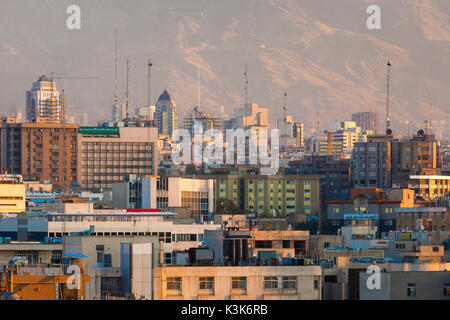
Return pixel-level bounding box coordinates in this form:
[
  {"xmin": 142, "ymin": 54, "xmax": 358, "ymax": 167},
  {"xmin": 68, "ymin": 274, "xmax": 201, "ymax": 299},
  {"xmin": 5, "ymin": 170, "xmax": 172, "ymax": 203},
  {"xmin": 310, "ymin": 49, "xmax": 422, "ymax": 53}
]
[{"xmin": 166, "ymin": 276, "xmax": 309, "ymax": 291}]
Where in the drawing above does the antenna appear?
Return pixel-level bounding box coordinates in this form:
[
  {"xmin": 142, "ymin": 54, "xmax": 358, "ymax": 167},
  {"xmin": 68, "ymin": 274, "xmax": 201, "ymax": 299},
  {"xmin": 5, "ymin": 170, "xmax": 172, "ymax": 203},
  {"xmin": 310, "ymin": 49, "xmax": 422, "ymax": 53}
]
[
  {"xmin": 148, "ymin": 59, "xmax": 152, "ymax": 107},
  {"xmin": 316, "ymin": 112, "xmax": 320, "ymax": 133},
  {"xmin": 244, "ymin": 51, "xmax": 248, "ymax": 127},
  {"xmin": 197, "ymin": 64, "xmax": 201, "ymax": 109},
  {"xmin": 114, "ymin": 29, "xmax": 118, "ymax": 105},
  {"xmin": 125, "ymin": 58, "xmax": 130, "ymax": 120},
  {"xmin": 386, "ymin": 60, "xmax": 392, "ymax": 134},
  {"xmin": 283, "ymin": 92, "xmax": 287, "ymax": 121}
]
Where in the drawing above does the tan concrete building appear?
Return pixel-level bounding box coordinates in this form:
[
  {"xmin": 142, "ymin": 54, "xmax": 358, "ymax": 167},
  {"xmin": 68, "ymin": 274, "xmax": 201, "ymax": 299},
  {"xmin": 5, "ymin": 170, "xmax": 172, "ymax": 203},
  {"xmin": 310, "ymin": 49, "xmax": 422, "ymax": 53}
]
[
  {"xmin": 0, "ymin": 174, "xmax": 25, "ymax": 213},
  {"xmin": 250, "ymin": 230, "xmax": 309, "ymax": 258},
  {"xmin": 77, "ymin": 126, "xmax": 158, "ymax": 190},
  {"xmin": 154, "ymin": 265, "xmax": 322, "ymax": 300},
  {"xmin": 0, "ymin": 117, "xmax": 79, "ymax": 188}
]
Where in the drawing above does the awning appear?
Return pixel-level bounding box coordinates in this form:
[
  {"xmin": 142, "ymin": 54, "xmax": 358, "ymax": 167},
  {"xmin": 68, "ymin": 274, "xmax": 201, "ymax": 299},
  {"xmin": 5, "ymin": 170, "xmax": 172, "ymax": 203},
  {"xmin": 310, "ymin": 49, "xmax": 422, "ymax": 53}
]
[{"xmin": 64, "ymin": 253, "xmax": 87, "ymax": 258}]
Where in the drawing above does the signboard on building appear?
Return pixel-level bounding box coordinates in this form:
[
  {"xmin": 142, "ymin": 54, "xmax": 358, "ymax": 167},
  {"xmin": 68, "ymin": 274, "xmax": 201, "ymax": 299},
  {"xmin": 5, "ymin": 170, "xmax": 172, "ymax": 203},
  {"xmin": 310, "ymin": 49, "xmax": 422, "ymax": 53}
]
[{"xmin": 78, "ymin": 126, "xmax": 119, "ymax": 135}]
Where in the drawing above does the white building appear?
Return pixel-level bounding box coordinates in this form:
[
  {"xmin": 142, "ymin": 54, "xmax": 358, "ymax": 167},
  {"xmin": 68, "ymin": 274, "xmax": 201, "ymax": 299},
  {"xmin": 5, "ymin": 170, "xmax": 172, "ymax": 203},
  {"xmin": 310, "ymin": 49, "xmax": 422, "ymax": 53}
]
[{"xmin": 26, "ymin": 75, "xmax": 64, "ymax": 123}]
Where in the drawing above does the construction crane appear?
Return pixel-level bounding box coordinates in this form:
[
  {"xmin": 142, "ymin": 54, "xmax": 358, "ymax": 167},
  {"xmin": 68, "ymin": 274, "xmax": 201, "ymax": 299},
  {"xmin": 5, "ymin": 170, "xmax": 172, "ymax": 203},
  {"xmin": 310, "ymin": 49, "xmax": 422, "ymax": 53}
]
[{"xmin": 50, "ymin": 73, "xmax": 98, "ymax": 123}]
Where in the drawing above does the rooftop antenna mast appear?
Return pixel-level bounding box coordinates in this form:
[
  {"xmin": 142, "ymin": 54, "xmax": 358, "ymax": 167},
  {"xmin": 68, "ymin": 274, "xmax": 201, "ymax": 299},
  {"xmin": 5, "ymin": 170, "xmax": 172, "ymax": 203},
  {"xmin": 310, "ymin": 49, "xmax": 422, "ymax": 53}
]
[
  {"xmin": 316, "ymin": 111, "xmax": 320, "ymax": 133},
  {"xmin": 148, "ymin": 59, "xmax": 152, "ymax": 107},
  {"xmin": 125, "ymin": 58, "xmax": 130, "ymax": 120},
  {"xmin": 386, "ymin": 60, "xmax": 392, "ymax": 134},
  {"xmin": 197, "ymin": 64, "xmax": 201, "ymax": 109},
  {"xmin": 244, "ymin": 51, "xmax": 248, "ymax": 128},
  {"xmin": 114, "ymin": 29, "xmax": 118, "ymax": 107}
]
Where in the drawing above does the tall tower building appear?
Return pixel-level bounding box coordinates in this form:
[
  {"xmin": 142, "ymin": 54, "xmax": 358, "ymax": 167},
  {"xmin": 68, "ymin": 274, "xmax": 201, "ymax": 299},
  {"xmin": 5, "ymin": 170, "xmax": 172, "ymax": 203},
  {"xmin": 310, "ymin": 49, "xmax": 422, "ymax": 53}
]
[
  {"xmin": 155, "ymin": 90, "xmax": 178, "ymax": 137},
  {"xmin": 26, "ymin": 75, "xmax": 64, "ymax": 123}
]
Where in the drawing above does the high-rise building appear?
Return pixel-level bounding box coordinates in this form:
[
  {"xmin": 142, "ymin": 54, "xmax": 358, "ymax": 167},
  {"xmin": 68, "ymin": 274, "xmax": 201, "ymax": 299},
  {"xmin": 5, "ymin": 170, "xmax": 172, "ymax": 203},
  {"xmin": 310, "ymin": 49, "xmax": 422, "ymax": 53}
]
[
  {"xmin": 353, "ymin": 130, "xmax": 441, "ymax": 190},
  {"xmin": 155, "ymin": 90, "xmax": 178, "ymax": 137},
  {"xmin": 353, "ymin": 134, "xmax": 394, "ymax": 189},
  {"xmin": 351, "ymin": 112, "xmax": 379, "ymax": 134},
  {"xmin": 26, "ymin": 75, "xmax": 65, "ymax": 123},
  {"xmin": 77, "ymin": 126, "xmax": 158, "ymax": 190},
  {"xmin": 0, "ymin": 117, "xmax": 78, "ymax": 187}
]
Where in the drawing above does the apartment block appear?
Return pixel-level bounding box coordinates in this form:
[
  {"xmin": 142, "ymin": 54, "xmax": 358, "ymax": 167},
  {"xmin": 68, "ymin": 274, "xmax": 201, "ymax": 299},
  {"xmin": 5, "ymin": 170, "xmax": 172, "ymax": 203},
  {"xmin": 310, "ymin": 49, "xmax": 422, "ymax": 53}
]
[
  {"xmin": 205, "ymin": 168, "xmax": 320, "ymax": 217},
  {"xmin": 153, "ymin": 265, "xmax": 322, "ymax": 300},
  {"xmin": 0, "ymin": 117, "xmax": 78, "ymax": 187}
]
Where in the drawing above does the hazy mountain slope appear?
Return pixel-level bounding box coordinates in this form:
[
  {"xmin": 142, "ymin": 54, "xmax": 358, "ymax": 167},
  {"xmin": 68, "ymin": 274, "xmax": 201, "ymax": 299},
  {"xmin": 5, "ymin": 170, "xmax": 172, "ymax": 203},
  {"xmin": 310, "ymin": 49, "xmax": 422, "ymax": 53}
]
[{"xmin": 0, "ymin": 0, "xmax": 448, "ymax": 137}]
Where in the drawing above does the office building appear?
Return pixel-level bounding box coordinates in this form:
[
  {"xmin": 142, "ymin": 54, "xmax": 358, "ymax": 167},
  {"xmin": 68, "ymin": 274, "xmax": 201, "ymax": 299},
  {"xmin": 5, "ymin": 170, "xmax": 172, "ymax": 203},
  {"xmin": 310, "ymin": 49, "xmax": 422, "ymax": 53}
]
[
  {"xmin": 112, "ymin": 176, "xmax": 214, "ymax": 221},
  {"xmin": 77, "ymin": 126, "xmax": 158, "ymax": 190}
]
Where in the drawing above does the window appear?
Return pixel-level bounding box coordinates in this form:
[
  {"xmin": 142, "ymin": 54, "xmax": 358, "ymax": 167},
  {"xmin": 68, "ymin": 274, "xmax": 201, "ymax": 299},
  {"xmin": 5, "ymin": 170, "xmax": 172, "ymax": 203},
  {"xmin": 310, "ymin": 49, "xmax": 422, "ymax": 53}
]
[
  {"xmin": 324, "ymin": 275, "xmax": 337, "ymax": 283},
  {"xmin": 443, "ymin": 283, "xmax": 450, "ymax": 297},
  {"xmin": 199, "ymin": 277, "xmax": 214, "ymax": 290},
  {"xmin": 51, "ymin": 250, "xmax": 62, "ymax": 264},
  {"xmin": 407, "ymin": 283, "xmax": 416, "ymax": 297},
  {"xmin": 283, "ymin": 240, "xmax": 291, "ymax": 248},
  {"xmin": 282, "ymin": 276, "xmax": 297, "ymax": 289},
  {"xmin": 264, "ymin": 276, "xmax": 279, "ymax": 289},
  {"xmin": 314, "ymin": 279, "xmax": 319, "ymax": 289},
  {"xmin": 232, "ymin": 277, "xmax": 247, "ymax": 289},
  {"xmin": 255, "ymin": 241, "xmax": 272, "ymax": 248},
  {"xmin": 167, "ymin": 277, "xmax": 182, "ymax": 290}
]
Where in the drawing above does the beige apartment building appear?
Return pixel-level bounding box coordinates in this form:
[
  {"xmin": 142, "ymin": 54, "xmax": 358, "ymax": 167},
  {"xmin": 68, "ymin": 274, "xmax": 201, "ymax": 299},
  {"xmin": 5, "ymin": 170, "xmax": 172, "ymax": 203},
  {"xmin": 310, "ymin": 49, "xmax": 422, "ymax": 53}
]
[
  {"xmin": 77, "ymin": 126, "xmax": 158, "ymax": 190},
  {"xmin": 154, "ymin": 265, "xmax": 322, "ymax": 300}
]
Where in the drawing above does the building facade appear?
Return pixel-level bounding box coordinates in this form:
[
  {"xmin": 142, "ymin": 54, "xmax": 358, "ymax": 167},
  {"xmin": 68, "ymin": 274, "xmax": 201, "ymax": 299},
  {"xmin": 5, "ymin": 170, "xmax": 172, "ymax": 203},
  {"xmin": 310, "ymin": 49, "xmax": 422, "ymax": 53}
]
[
  {"xmin": 153, "ymin": 265, "xmax": 322, "ymax": 300},
  {"xmin": 26, "ymin": 75, "xmax": 64, "ymax": 123},
  {"xmin": 155, "ymin": 90, "xmax": 178, "ymax": 137},
  {"xmin": 77, "ymin": 126, "xmax": 158, "ymax": 190},
  {"xmin": 0, "ymin": 117, "xmax": 78, "ymax": 187}
]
